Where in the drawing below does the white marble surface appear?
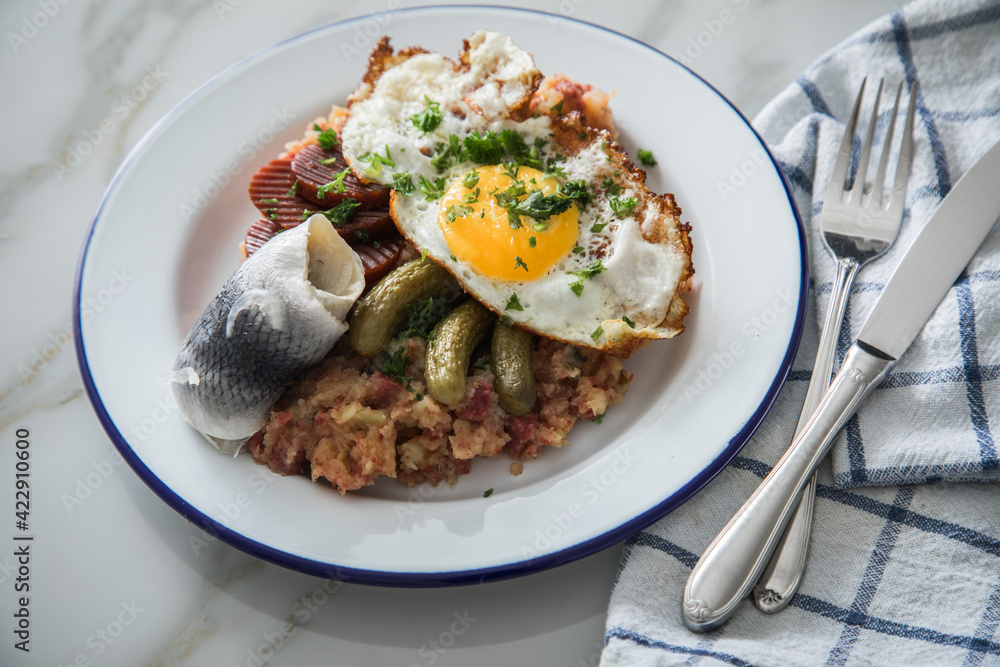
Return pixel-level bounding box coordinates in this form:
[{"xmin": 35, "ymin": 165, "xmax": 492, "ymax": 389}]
[{"xmin": 0, "ymin": 1, "xmax": 901, "ymax": 665}]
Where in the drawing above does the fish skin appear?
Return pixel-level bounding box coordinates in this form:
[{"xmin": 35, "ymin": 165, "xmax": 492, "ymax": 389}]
[{"xmin": 172, "ymin": 215, "xmax": 364, "ymax": 450}]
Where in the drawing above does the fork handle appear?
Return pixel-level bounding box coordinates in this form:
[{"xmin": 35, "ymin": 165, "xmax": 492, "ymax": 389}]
[
  {"xmin": 752, "ymin": 256, "xmax": 859, "ymax": 611},
  {"xmin": 682, "ymin": 342, "xmax": 893, "ymax": 633}
]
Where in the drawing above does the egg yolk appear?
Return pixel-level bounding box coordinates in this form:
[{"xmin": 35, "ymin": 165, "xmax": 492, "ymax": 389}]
[{"xmin": 438, "ymin": 165, "xmax": 579, "ymax": 282}]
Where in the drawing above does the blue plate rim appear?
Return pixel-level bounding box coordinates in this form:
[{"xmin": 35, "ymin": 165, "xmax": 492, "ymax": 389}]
[{"xmin": 73, "ymin": 4, "xmax": 807, "ymax": 587}]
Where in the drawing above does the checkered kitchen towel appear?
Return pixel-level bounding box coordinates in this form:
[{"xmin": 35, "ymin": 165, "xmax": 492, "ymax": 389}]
[{"xmin": 602, "ymin": 1, "xmax": 1000, "ymax": 665}]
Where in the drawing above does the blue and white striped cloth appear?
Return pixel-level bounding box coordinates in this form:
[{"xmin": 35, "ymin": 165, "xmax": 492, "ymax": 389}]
[{"xmin": 602, "ymin": 1, "xmax": 1000, "ymax": 664}]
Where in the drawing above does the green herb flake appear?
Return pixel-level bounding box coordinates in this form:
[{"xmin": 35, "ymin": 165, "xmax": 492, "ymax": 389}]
[
  {"xmin": 622, "ymin": 315, "xmax": 636, "ymax": 329},
  {"xmin": 602, "ymin": 176, "xmax": 623, "ymax": 196},
  {"xmin": 590, "ymin": 221, "xmax": 608, "ymax": 233},
  {"xmin": 609, "ymin": 196, "xmax": 638, "ymax": 218},
  {"xmin": 461, "ymin": 188, "xmax": 481, "ymax": 204},
  {"xmin": 353, "ymin": 228, "xmax": 373, "ymax": 244},
  {"xmin": 569, "ymin": 281, "xmax": 584, "ymax": 297},
  {"xmin": 590, "ymin": 325, "xmax": 604, "ymax": 341},
  {"xmin": 505, "ymin": 293, "xmax": 524, "ymax": 311},
  {"xmin": 445, "ymin": 204, "xmax": 474, "ymax": 223},
  {"xmin": 637, "ymin": 149, "xmax": 657, "ymax": 166},
  {"xmin": 357, "ymin": 145, "xmax": 395, "ymax": 178},
  {"xmin": 316, "ymin": 128, "xmax": 338, "ymax": 152},
  {"xmin": 421, "ymin": 248, "xmax": 429, "ymax": 261},
  {"xmin": 411, "ymin": 95, "xmax": 444, "ymax": 133},
  {"xmin": 569, "ymin": 259, "xmax": 605, "ymax": 281},
  {"xmin": 514, "ymin": 256, "xmax": 529, "ymax": 272},
  {"xmin": 392, "ymin": 171, "xmax": 416, "ymax": 195},
  {"xmin": 260, "ymin": 197, "xmax": 278, "ymax": 204},
  {"xmin": 462, "ymin": 169, "xmax": 480, "ymax": 190},
  {"xmin": 528, "ymin": 236, "xmax": 536, "ymax": 248},
  {"xmin": 551, "ymin": 99, "xmax": 565, "ymax": 115},
  {"xmin": 286, "ymin": 180, "xmax": 299, "ymax": 197},
  {"xmin": 501, "ymin": 315, "xmax": 513, "ymax": 326},
  {"xmin": 418, "ymin": 175, "xmax": 447, "ymax": 201},
  {"xmin": 591, "ymin": 413, "xmax": 605, "ymax": 424},
  {"xmin": 483, "ymin": 488, "xmax": 494, "ymax": 498},
  {"xmin": 265, "ymin": 208, "xmax": 276, "ymax": 220},
  {"xmin": 320, "ymin": 199, "xmax": 360, "ymax": 227},
  {"xmin": 572, "ymin": 246, "xmax": 585, "ymax": 254},
  {"xmin": 316, "ymin": 168, "xmax": 350, "ymax": 199}
]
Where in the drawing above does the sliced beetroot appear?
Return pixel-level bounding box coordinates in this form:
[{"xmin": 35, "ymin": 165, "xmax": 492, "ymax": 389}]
[
  {"xmin": 290, "ymin": 143, "xmax": 390, "ymax": 209},
  {"xmin": 248, "ymin": 155, "xmax": 322, "ymax": 228},
  {"xmin": 244, "ymin": 217, "xmax": 283, "ymax": 258},
  {"xmin": 357, "ymin": 235, "xmax": 405, "ymax": 289}
]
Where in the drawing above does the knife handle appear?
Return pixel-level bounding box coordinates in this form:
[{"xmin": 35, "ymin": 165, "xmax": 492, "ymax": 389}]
[{"xmin": 682, "ymin": 342, "xmax": 893, "ymax": 632}]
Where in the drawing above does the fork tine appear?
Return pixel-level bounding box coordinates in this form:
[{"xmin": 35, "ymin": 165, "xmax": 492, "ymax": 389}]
[
  {"xmin": 825, "ymin": 78, "xmax": 868, "ymax": 204},
  {"xmin": 892, "ymin": 81, "xmax": 919, "ymax": 208},
  {"xmin": 853, "ymin": 78, "xmax": 885, "ymax": 198},
  {"xmin": 871, "ymin": 81, "xmax": 904, "ymax": 208}
]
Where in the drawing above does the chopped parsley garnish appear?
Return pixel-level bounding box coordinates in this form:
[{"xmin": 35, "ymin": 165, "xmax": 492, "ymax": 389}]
[
  {"xmin": 298, "ymin": 209, "xmax": 311, "ymax": 221},
  {"xmin": 505, "ymin": 293, "xmax": 524, "ymax": 311},
  {"xmin": 609, "ymin": 196, "xmax": 638, "ymax": 218},
  {"xmin": 501, "ymin": 314, "xmax": 513, "ymax": 326},
  {"xmin": 622, "ymin": 315, "xmax": 636, "ymax": 328},
  {"xmin": 483, "ymin": 488, "xmax": 494, "ymax": 498},
  {"xmin": 591, "ymin": 413, "xmax": 605, "ymax": 424},
  {"xmin": 590, "ymin": 325, "xmax": 604, "ymax": 341},
  {"xmin": 572, "ymin": 245, "xmax": 585, "ymax": 254},
  {"xmin": 260, "ymin": 197, "xmax": 278, "ymax": 204},
  {"xmin": 471, "ymin": 356, "xmax": 491, "ymax": 371},
  {"xmin": 392, "ymin": 171, "xmax": 415, "ymax": 195},
  {"xmin": 315, "ymin": 126, "xmax": 338, "ymax": 151},
  {"xmin": 501, "ymin": 161, "xmax": 520, "ymax": 180},
  {"xmin": 502, "ymin": 188, "xmax": 581, "ymax": 228},
  {"xmin": 378, "ymin": 346, "xmax": 413, "ymax": 391},
  {"xmin": 316, "ymin": 168, "xmax": 350, "ymax": 199},
  {"xmin": 353, "ymin": 228, "xmax": 372, "ymax": 244},
  {"xmin": 444, "ymin": 204, "xmax": 474, "ymax": 223},
  {"xmin": 265, "ymin": 208, "xmax": 276, "ymax": 220},
  {"xmin": 398, "ymin": 296, "xmax": 452, "ymax": 341},
  {"xmin": 550, "ymin": 99, "xmax": 565, "ymax": 115},
  {"xmin": 461, "ymin": 188, "xmax": 481, "ymax": 204},
  {"xmin": 461, "ymin": 129, "xmax": 544, "ymax": 170},
  {"xmin": 418, "ymin": 175, "xmax": 447, "ymax": 201},
  {"xmin": 319, "ymin": 199, "xmax": 360, "ymax": 227},
  {"xmin": 602, "ymin": 176, "xmax": 623, "ymax": 196},
  {"xmin": 528, "ymin": 236, "xmax": 536, "ymax": 248},
  {"xmin": 569, "ymin": 259, "xmax": 605, "ymax": 280},
  {"xmin": 514, "ymin": 256, "xmax": 529, "ymax": 272},
  {"xmin": 411, "ymin": 96, "xmax": 444, "ymax": 133},
  {"xmin": 357, "ymin": 145, "xmax": 395, "ymax": 177},
  {"xmin": 286, "ymin": 180, "xmax": 299, "ymax": 197},
  {"xmin": 420, "ymin": 248, "xmax": 429, "ymax": 261},
  {"xmin": 590, "ymin": 221, "xmax": 608, "ymax": 233},
  {"xmin": 430, "ymin": 134, "xmax": 465, "ymax": 173},
  {"xmin": 558, "ymin": 179, "xmax": 590, "ymax": 206},
  {"xmin": 462, "ymin": 169, "xmax": 480, "ymax": 190},
  {"xmin": 637, "ymin": 149, "xmax": 657, "ymax": 166},
  {"xmin": 568, "ymin": 259, "xmax": 605, "ymax": 296}
]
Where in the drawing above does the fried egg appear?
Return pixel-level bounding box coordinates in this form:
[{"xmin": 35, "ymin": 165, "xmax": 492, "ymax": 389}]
[{"xmin": 341, "ymin": 31, "xmax": 692, "ymax": 356}]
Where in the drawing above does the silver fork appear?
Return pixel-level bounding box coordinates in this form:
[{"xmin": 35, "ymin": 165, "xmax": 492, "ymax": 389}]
[{"xmin": 752, "ymin": 78, "xmax": 917, "ymax": 612}]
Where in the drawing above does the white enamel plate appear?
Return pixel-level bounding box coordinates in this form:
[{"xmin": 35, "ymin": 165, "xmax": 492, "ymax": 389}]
[{"xmin": 75, "ymin": 6, "xmax": 805, "ymax": 585}]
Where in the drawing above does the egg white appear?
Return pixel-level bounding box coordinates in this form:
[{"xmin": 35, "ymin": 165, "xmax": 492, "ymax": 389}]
[{"xmin": 341, "ymin": 31, "xmax": 689, "ymax": 352}]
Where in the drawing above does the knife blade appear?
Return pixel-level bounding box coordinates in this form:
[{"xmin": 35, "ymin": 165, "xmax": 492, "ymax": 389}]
[{"xmin": 682, "ymin": 138, "xmax": 1000, "ymax": 633}]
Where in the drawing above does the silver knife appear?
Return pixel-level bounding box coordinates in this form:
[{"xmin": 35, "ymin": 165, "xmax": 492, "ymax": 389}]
[{"xmin": 682, "ymin": 138, "xmax": 1000, "ymax": 633}]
